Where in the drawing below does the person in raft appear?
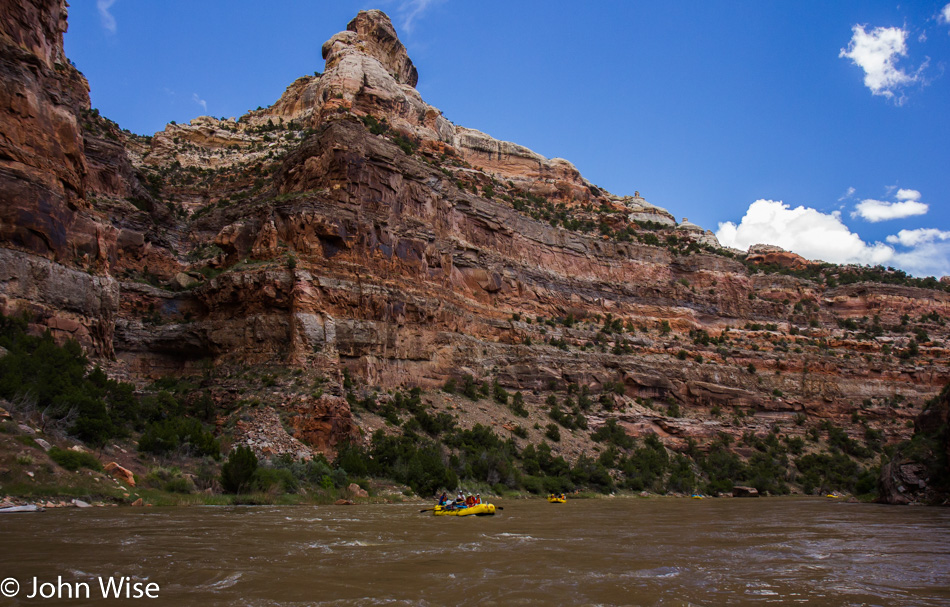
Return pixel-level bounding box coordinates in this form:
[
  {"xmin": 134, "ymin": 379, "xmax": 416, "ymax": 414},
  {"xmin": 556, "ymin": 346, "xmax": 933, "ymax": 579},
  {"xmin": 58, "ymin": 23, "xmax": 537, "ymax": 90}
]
[
  {"xmin": 475, "ymin": 494, "xmax": 481, "ymax": 505},
  {"xmin": 438, "ymin": 492, "xmax": 448, "ymax": 506}
]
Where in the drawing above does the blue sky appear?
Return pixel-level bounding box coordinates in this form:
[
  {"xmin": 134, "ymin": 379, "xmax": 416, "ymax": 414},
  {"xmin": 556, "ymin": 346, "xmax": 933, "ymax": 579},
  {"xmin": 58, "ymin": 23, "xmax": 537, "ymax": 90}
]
[{"xmin": 65, "ymin": 1, "xmax": 950, "ymax": 278}]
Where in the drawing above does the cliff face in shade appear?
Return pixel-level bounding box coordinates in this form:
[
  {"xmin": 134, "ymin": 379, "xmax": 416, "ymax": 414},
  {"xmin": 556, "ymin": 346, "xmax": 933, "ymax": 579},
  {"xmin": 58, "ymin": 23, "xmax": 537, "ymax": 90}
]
[
  {"xmin": 1, "ymin": 4, "xmax": 949, "ymax": 460},
  {"xmin": 879, "ymin": 385, "xmax": 950, "ymax": 505}
]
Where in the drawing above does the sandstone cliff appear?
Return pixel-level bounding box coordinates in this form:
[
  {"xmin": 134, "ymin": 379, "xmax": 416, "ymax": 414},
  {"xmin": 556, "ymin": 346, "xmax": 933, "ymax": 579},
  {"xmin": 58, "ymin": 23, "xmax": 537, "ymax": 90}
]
[{"xmin": 1, "ymin": 4, "xmax": 948, "ymax": 469}]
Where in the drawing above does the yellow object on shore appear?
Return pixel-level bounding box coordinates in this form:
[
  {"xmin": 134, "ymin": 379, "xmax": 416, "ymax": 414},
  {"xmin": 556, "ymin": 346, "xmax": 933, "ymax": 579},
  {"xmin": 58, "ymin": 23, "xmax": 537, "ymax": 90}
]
[{"xmin": 432, "ymin": 503, "xmax": 496, "ymax": 516}]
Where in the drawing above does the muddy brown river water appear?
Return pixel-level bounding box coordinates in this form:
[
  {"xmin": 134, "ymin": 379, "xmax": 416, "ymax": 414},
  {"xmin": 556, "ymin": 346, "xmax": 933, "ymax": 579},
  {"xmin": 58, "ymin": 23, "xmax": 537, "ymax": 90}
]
[{"xmin": 1, "ymin": 497, "xmax": 949, "ymax": 606}]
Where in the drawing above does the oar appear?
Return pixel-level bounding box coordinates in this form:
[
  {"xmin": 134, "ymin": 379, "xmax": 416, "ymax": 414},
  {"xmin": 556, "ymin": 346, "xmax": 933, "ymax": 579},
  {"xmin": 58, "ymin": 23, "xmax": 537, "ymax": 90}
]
[{"xmin": 419, "ymin": 507, "xmax": 437, "ymax": 512}]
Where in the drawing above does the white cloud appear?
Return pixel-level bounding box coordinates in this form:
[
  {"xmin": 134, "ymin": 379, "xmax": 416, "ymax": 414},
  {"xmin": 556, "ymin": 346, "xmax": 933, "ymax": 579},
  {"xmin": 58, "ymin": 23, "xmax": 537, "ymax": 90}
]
[
  {"xmin": 192, "ymin": 93, "xmax": 207, "ymax": 113},
  {"xmin": 839, "ymin": 25, "xmax": 923, "ymax": 102},
  {"xmin": 716, "ymin": 199, "xmax": 894, "ymax": 265},
  {"xmin": 717, "ymin": 199, "xmax": 950, "ymax": 278},
  {"xmin": 889, "ymin": 241, "xmax": 950, "ymax": 278},
  {"xmin": 395, "ymin": 0, "xmax": 442, "ymax": 33},
  {"xmin": 941, "ymin": 3, "xmax": 950, "ymax": 25},
  {"xmin": 97, "ymin": 0, "xmax": 117, "ymax": 34},
  {"xmin": 895, "ymin": 188, "xmax": 921, "ymax": 201},
  {"xmin": 886, "ymin": 228, "xmax": 950, "ymax": 247},
  {"xmin": 852, "ymin": 198, "xmax": 928, "ymax": 222},
  {"xmin": 838, "ymin": 186, "xmax": 856, "ymax": 201}
]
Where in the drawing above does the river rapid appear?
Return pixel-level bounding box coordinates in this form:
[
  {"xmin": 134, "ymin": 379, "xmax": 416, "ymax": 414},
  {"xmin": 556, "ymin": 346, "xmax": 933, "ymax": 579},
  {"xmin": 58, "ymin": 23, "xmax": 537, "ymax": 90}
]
[{"xmin": 1, "ymin": 497, "xmax": 949, "ymax": 606}]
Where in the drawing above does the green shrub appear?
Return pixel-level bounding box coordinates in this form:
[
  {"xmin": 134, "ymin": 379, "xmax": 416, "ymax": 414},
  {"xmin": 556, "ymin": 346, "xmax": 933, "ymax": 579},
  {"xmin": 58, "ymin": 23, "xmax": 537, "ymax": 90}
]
[
  {"xmin": 510, "ymin": 391, "xmax": 529, "ymax": 417},
  {"xmin": 48, "ymin": 446, "xmax": 102, "ymax": 472},
  {"xmin": 252, "ymin": 467, "xmax": 298, "ymax": 493},
  {"xmin": 221, "ymin": 446, "xmax": 259, "ymax": 493},
  {"xmin": 341, "ymin": 430, "xmax": 458, "ymax": 497},
  {"xmin": 460, "ymin": 375, "xmax": 480, "ymax": 400},
  {"xmin": 164, "ymin": 476, "xmax": 195, "ymax": 494},
  {"xmin": 492, "ymin": 380, "xmax": 509, "ymax": 405},
  {"xmin": 620, "ymin": 434, "xmax": 669, "ymax": 491},
  {"xmin": 591, "ymin": 419, "xmax": 633, "ymax": 449},
  {"xmin": 795, "ymin": 452, "xmax": 861, "ymax": 494},
  {"xmin": 570, "ymin": 454, "xmax": 613, "ymax": 491},
  {"xmin": 138, "ymin": 416, "xmax": 220, "ymax": 458},
  {"xmin": 0, "ymin": 314, "xmax": 147, "ymax": 446},
  {"xmin": 666, "ymin": 454, "xmax": 696, "ymax": 494}
]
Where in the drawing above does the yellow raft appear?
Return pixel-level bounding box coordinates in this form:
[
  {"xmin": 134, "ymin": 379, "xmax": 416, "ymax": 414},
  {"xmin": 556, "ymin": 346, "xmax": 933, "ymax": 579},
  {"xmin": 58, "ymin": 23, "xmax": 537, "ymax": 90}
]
[
  {"xmin": 433, "ymin": 503, "xmax": 496, "ymax": 516},
  {"xmin": 547, "ymin": 495, "xmax": 566, "ymax": 503}
]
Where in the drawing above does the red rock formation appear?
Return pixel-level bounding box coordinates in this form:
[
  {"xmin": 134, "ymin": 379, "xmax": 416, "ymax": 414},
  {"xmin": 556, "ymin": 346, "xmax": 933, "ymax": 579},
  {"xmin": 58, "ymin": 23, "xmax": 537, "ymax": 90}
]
[
  {"xmin": 288, "ymin": 396, "xmax": 360, "ymax": 458},
  {"xmin": 746, "ymin": 244, "xmax": 816, "ymax": 271},
  {"xmin": 1, "ymin": 3, "xmax": 948, "ymax": 461}
]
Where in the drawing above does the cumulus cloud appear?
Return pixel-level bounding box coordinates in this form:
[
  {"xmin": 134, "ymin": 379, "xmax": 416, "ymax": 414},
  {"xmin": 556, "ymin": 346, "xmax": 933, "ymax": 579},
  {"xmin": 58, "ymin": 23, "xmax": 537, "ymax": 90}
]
[
  {"xmin": 97, "ymin": 0, "xmax": 117, "ymax": 34},
  {"xmin": 716, "ymin": 199, "xmax": 893, "ymax": 265},
  {"xmin": 717, "ymin": 199, "xmax": 950, "ymax": 278},
  {"xmin": 887, "ymin": 238, "xmax": 950, "ymax": 278},
  {"xmin": 839, "ymin": 25, "xmax": 923, "ymax": 102},
  {"xmin": 941, "ymin": 3, "xmax": 950, "ymax": 26},
  {"xmin": 852, "ymin": 197, "xmax": 928, "ymax": 222},
  {"xmin": 192, "ymin": 93, "xmax": 207, "ymax": 113},
  {"xmin": 895, "ymin": 188, "xmax": 921, "ymax": 201},
  {"xmin": 886, "ymin": 228, "xmax": 950, "ymax": 247}
]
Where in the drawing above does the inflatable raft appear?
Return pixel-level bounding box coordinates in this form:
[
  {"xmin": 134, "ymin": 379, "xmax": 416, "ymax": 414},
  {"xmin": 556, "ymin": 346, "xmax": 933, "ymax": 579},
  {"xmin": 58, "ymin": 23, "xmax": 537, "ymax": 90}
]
[
  {"xmin": 547, "ymin": 495, "xmax": 566, "ymax": 503},
  {"xmin": 432, "ymin": 503, "xmax": 496, "ymax": 516}
]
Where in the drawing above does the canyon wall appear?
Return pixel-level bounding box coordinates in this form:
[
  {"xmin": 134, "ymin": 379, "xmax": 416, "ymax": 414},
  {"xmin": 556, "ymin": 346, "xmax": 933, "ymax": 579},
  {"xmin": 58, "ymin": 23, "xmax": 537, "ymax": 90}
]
[{"xmin": 1, "ymin": 3, "xmax": 948, "ymax": 461}]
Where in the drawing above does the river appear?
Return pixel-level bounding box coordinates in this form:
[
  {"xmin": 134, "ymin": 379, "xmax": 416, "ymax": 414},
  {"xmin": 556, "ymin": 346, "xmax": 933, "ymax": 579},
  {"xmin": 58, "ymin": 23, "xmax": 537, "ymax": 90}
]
[{"xmin": 1, "ymin": 497, "xmax": 948, "ymax": 606}]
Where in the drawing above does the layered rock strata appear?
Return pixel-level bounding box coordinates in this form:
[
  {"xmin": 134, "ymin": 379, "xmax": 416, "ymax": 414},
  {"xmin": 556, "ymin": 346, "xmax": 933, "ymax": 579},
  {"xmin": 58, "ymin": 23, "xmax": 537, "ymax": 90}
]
[{"xmin": 1, "ymin": 4, "xmax": 948, "ymax": 461}]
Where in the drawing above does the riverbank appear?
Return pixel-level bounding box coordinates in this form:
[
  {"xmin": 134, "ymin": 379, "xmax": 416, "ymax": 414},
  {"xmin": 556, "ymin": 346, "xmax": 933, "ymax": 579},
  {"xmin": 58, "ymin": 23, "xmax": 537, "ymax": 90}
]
[{"xmin": 2, "ymin": 485, "xmax": 869, "ymax": 512}]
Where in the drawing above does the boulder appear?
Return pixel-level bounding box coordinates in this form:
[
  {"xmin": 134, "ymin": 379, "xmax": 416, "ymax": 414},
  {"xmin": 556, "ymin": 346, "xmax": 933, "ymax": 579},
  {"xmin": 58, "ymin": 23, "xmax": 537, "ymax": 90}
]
[
  {"xmin": 170, "ymin": 272, "xmax": 199, "ymax": 290},
  {"xmin": 347, "ymin": 483, "xmax": 369, "ymax": 498},
  {"xmin": 732, "ymin": 486, "xmax": 759, "ymax": 498},
  {"xmin": 104, "ymin": 462, "xmax": 136, "ymax": 486}
]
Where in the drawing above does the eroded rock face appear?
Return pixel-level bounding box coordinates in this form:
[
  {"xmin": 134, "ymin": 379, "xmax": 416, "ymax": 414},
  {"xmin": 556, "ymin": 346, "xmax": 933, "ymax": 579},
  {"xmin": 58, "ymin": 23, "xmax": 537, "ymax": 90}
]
[
  {"xmin": 288, "ymin": 395, "xmax": 360, "ymax": 458},
  {"xmin": 1, "ymin": 3, "xmax": 949, "ymax": 461},
  {"xmin": 0, "ymin": 0, "xmax": 137, "ymax": 355},
  {"xmin": 747, "ymin": 244, "xmax": 815, "ymax": 271},
  {"xmin": 335, "ymin": 10, "xmax": 417, "ymax": 87},
  {"xmin": 0, "ymin": 248, "xmax": 119, "ymax": 355},
  {"xmin": 879, "ymin": 386, "xmax": 950, "ymax": 505},
  {"xmin": 233, "ymin": 406, "xmax": 315, "ymax": 460},
  {"xmin": 0, "ymin": 0, "xmax": 89, "ymax": 258}
]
